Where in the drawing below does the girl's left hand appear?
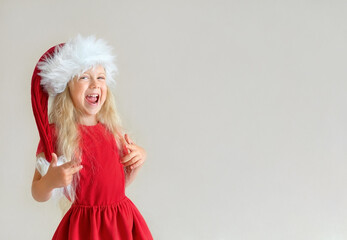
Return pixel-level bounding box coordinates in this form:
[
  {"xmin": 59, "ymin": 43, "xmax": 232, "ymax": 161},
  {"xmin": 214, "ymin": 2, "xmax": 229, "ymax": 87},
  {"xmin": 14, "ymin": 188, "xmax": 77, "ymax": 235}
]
[{"xmin": 121, "ymin": 134, "xmax": 147, "ymax": 170}]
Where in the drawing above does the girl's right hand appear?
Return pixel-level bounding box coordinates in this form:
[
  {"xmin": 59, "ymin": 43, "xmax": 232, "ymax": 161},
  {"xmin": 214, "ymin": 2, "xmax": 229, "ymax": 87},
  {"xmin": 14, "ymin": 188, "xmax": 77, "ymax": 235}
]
[{"xmin": 43, "ymin": 153, "xmax": 83, "ymax": 190}]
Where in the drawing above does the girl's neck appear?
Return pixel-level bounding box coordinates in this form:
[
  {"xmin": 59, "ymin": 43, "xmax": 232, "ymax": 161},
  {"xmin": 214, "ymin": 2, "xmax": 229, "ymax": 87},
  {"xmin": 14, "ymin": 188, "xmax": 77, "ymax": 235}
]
[{"xmin": 78, "ymin": 115, "xmax": 98, "ymax": 126}]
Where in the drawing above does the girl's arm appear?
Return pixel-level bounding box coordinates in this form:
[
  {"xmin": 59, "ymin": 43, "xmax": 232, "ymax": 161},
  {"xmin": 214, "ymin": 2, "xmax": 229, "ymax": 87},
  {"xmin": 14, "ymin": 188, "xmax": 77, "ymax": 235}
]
[
  {"xmin": 32, "ymin": 168, "xmax": 54, "ymax": 202},
  {"xmin": 31, "ymin": 153, "xmax": 83, "ymax": 202}
]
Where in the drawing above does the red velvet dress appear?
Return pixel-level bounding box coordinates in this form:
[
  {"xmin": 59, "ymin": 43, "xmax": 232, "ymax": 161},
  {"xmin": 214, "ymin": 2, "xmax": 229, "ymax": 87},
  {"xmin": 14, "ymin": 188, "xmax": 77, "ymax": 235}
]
[{"xmin": 37, "ymin": 123, "xmax": 153, "ymax": 240}]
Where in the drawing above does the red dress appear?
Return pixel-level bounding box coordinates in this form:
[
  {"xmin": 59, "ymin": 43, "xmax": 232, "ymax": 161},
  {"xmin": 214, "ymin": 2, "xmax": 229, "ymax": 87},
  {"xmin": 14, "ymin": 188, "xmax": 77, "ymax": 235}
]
[{"xmin": 37, "ymin": 123, "xmax": 153, "ymax": 240}]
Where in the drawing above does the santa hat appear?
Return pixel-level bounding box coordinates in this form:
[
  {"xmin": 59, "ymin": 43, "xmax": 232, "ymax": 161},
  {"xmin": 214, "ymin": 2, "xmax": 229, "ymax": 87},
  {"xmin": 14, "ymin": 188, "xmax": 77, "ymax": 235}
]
[{"xmin": 31, "ymin": 35, "xmax": 117, "ymax": 161}]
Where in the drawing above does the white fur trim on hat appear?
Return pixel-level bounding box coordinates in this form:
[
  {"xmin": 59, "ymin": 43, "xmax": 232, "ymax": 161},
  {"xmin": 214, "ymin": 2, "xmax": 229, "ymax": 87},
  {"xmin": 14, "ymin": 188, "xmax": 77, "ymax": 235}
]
[{"xmin": 37, "ymin": 35, "xmax": 118, "ymax": 96}]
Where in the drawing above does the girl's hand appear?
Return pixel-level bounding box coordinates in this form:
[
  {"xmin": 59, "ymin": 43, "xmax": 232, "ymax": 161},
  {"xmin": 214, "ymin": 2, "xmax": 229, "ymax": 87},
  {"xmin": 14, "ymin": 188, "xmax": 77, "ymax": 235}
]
[
  {"xmin": 43, "ymin": 153, "xmax": 83, "ymax": 190},
  {"xmin": 121, "ymin": 134, "xmax": 146, "ymax": 187},
  {"xmin": 121, "ymin": 134, "xmax": 147, "ymax": 170}
]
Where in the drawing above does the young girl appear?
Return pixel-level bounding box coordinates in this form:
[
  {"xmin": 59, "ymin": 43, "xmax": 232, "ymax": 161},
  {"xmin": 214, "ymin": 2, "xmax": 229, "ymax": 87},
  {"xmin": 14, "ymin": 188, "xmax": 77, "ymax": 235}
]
[{"xmin": 31, "ymin": 35, "xmax": 153, "ymax": 239}]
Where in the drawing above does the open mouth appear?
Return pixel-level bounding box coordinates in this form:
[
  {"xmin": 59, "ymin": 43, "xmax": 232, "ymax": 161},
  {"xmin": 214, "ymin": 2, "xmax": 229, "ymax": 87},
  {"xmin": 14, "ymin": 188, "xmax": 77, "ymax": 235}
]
[{"xmin": 85, "ymin": 94, "xmax": 99, "ymax": 105}]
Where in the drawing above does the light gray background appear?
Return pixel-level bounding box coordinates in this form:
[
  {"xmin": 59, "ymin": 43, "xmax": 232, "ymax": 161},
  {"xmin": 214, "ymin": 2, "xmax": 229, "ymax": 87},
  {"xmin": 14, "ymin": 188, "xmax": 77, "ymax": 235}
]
[{"xmin": 0, "ymin": 0, "xmax": 346, "ymax": 239}]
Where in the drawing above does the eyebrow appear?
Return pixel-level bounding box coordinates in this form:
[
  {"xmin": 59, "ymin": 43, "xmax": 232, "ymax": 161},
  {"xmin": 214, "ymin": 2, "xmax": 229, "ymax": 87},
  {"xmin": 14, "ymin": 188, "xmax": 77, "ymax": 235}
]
[{"xmin": 80, "ymin": 72, "xmax": 105, "ymax": 76}]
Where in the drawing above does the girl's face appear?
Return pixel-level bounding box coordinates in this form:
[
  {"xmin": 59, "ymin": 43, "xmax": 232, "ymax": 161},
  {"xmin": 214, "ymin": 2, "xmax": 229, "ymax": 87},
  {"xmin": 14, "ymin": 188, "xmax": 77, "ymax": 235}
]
[{"xmin": 68, "ymin": 65, "xmax": 107, "ymax": 125}]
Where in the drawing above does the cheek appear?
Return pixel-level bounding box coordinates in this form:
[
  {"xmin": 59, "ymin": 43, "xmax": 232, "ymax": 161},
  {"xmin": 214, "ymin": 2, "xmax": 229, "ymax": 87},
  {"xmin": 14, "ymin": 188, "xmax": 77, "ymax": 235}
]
[
  {"xmin": 70, "ymin": 92, "xmax": 83, "ymax": 108},
  {"xmin": 101, "ymin": 93, "xmax": 107, "ymax": 104},
  {"xmin": 101, "ymin": 86, "xmax": 107, "ymax": 102},
  {"xmin": 69, "ymin": 84, "xmax": 87, "ymax": 106},
  {"xmin": 73, "ymin": 90, "xmax": 84, "ymax": 101}
]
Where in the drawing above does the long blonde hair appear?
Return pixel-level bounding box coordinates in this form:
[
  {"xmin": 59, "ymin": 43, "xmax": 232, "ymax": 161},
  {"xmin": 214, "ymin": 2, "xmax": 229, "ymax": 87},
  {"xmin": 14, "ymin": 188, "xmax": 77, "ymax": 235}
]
[{"xmin": 49, "ymin": 85, "xmax": 125, "ymax": 203}]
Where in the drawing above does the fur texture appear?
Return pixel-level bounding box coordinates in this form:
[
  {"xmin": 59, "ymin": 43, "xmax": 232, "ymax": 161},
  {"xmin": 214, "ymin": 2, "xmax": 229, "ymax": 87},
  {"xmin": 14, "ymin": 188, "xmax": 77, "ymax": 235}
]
[{"xmin": 37, "ymin": 35, "xmax": 118, "ymax": 96}]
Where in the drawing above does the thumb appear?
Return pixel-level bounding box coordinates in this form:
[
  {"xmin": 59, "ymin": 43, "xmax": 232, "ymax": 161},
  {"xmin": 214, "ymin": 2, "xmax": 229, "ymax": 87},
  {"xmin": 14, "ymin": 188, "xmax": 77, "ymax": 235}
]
[
  {"xmin": 124, "ymin": 134, "xmax": 134, "ymax": 145},
  {"xmin": 50, "ymin": 153, "xmax": 58, "ymax": 167},
  {"xmin": 121, "ymin": 136, "xmax": 129, "ymax": 155}
]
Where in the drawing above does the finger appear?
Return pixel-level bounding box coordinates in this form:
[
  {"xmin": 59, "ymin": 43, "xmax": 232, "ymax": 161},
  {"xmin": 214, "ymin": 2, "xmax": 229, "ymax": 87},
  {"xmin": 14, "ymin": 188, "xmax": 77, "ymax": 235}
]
[
  {"xmin": 130, "ymin": 159, "xmax": 144, "ymax": 169},
  {"xmin": 62, "ymin": 160, "xmax": 78, "ymax": 169},
  {"xmin": 124, "ymin": 134, "xmax": 131, "ymax": 144},
  {"xmin": 50, "ymin": 153, "xmax": 58, "ymax": 167},
  {"xmin": 69, "ymin": 165, "xmax": 83, "ymax": 174},
  {"xmin": 123, "ymin": 145, "xmax": 129, "ymax": 155},
  {"xmin": 121, "ymin": 137, "xmax": 130, "ymax": 155},
  {"xmin": 124, "ymin": 134, "xmax": 134, "ymax": 145},
  {"xmin": 121, "ymin": 151, "xmax": 138, "ymax": 163},
  {"xmin": 126, "ymin": 144, "xmax": 137, "ymax": 151},
  {"xmin": 123, "ymin": 155, "xmax": 141, "ymax": 167}
]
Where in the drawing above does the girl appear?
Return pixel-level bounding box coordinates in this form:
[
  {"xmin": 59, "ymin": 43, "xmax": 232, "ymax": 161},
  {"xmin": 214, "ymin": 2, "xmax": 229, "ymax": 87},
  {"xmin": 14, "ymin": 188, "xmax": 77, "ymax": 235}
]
[{"xmin": 31, "ymin": 35, "xmax": 153, "ymax": 239}]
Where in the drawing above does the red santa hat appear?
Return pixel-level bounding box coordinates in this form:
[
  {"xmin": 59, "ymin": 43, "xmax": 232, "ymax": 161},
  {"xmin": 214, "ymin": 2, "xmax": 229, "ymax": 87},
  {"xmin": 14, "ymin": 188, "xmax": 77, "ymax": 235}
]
[{"xmin": 31, "ymin": 35, "xmax": 117, "ymax": 161}]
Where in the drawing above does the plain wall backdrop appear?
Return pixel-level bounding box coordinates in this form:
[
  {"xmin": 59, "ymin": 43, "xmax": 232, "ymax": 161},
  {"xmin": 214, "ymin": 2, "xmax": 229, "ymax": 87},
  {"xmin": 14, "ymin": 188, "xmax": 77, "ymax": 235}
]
[{"xmin": 1, "ymin": 0, "xmax": 347, "ymax": 239}]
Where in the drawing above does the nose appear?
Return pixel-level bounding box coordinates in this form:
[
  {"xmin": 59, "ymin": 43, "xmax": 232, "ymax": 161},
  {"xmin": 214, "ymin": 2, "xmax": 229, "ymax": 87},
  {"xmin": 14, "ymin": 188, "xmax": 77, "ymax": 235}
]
[{"xmin": 89, "ymin": 77, "xmax": 100, "ymax": 89}]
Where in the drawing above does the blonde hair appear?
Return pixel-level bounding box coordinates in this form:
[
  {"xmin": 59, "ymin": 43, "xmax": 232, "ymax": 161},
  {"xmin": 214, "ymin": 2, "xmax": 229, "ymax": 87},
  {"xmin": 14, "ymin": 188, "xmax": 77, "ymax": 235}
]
[{"xmin": 49, "ymin": 84, "xmax": 125, "ymax": 204}]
